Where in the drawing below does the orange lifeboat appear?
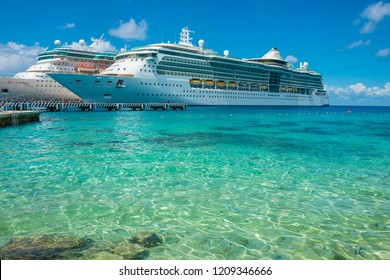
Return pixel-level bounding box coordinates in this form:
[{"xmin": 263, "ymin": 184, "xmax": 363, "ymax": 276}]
[
  {"xmin": 77, "ymin": 64, "xmax": 97, "ymax": 73},
  {"xmin": 228, "ymin": 81, "xmax": 237, "ymax": 89},
  {"xmin": 190, "ymin": 79, "xmax": 202, "ymax": 88},
  {"xmin": 204, "ymin": 80, "xmax": 215, "ymax": 89},
  {"xmin": 217, "ymin": 81, "xmax": 226, "ymax": 89}
]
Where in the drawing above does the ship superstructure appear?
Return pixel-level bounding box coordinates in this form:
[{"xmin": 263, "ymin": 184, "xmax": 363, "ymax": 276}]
[
  {"xmin": 49, "ymin": 27, "xmax": 328, "ymax": 106},
  {"xmin": 0, "ymin": 36, "xmax": 116, "ymax": 101}
]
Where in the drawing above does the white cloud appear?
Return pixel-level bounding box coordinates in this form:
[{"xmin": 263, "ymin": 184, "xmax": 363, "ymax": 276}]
[
  {"xmin": 90, "ymin": 40, "xmax": 117, "ymax": 52},
  {"xmin": 285, "ymin": 55, "xmax": 298, "ymax": 64},
  {"xmin": 326, "ymin": 82, "xmax": 390, "ymax": 99},
  {"xmin": 358, "ymin": 1, "xmax": 390, "ymax": 34},
  {"xmin": 361, "ymin": 1, "xmax": 390, "ymax": 21},
  {"xmin": 360, "ymin": 21, "xmax": 377, "ymax": 34},
  {"xmin": 346, "ymin": 40, "xmax": 371, "ymax": 49},
  {"xmin": 59, "ymin": 22, "xmax": 76, "ymax": 29},
  {"xmin": 375, "ymin": 47, "xmax": 390, "ymax": 57},
  {"xmin": 109, "ymin": 19, "xmax": 148, "ymax": 40},
  {"xmin": 353, "ymin": 18, "xmax": 361, "ymax": 25},
  {"xmin": 349, "ymin": 83, "xmax": 367, "ymax": 93},
  {"xmin": 68, "ymin": 38, "xmax": 118, "ymax": 52},
  {"xmin": 0, "ymin": 42, "xmax": 44, "ymax": 76}
]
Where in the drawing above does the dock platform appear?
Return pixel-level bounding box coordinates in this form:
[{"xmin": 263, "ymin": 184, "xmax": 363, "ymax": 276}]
[{"xmin": 0, "ymin": 110, "xmax": 42, "ymax": 127}]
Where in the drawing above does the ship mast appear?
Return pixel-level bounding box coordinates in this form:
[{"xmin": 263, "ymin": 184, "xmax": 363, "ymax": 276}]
[{"xmin": 179, "ymin": 27, "xmax": 194, "ymax": 46}]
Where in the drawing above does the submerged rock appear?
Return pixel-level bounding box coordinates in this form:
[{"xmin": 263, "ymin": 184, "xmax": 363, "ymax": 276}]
[
  {"xmin": 65, "ymin": 240, "xmax": 149, "ymax": 260},
  {"xmin": 130, "ymin": 231, "xmax": 163, "ymax": 248},
  {"xmin": 112, "ymin": 241, "xmax": 148, "ymax": 260},
  {"xmin": 75, "ymin": 247, "xmax": 124, "ymax": 260},
  {"xmin": 0, "ymin": 234, "xmax": 92, "ymax": 260}
]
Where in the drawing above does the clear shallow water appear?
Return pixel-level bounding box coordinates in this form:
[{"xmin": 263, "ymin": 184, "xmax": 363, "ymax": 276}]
[{"xmin": 0, "ymin": 106, "xmax": 389, "ymax": 260}]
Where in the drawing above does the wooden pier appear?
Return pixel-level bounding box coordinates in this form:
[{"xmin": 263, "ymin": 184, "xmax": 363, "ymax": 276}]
[{"xmin": 0, "ymin": 101, "xmax": 187, "ymax": 112}]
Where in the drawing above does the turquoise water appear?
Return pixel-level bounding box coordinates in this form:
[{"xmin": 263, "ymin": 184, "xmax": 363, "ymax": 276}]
[{"xmin": 1, "ymin": 106, "xmax": 389, "ymax": 259}]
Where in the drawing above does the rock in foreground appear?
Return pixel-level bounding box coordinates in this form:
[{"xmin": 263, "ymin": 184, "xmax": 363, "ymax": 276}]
[
  {"xmin": 0, "ymin": 234, "xmax": 92, "ymax": 260},
  {"xmin": 130, "ymin": 231, "xmax": 163, "ymax": 248}
]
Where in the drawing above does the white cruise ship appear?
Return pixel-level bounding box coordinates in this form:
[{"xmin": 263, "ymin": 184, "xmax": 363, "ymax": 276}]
[
  {"xmin": 0, "ymin": 36, "xmax": 116, "ymax": 101},
  {"xmin": 49, "ymin": 27, "xmax": 329, "ymax": 106}
]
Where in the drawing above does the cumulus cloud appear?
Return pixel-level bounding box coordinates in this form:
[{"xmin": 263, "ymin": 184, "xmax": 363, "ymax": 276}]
[
  {"xmin": 362, "ymin": 1, "xmax": 390, "ymax": 21},
  {"xmin": 285, "ymin": 55, "xmax": 298, "ymax": 64},
  {"xmin": 349, "ymin": 83, "xmax": 367, "ymax": 93},
  {"xmin": 89, "ymin": 40, "xmax": 117, "ymax": 52},
  {"xmin": 68, "ymin": 37, "xmax": 118, "ymax": 52},
  {"xmin": 360, "ymin": 21, "xmax": 377, "ymax": 34},
  {"xmin": 109, "ymin": 18, "xmax": 148, "ymax": 40},
  {"xmin": 59, "ymin": 22, "xmax": 76, "ymax": 29},
  {"xmin": 325, "ymin": 82, "xmax": 390, "ymax": 100},
  {"xmin": 357, "ymin": 1, "xmax": 390, "ymax": 34},
  {"xmin": 0, "ymin": 42, "xmax": 44, "ymax": 76},
  {"xmin": 375, "ymin": 47, "xmax": 390, "ymax": 57},
  {"xmin": 346, "ymin": 40, "xmax": 371, "ymax": 49}
]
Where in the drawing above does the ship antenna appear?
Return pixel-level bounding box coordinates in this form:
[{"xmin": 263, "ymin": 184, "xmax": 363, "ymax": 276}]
[
  {"xmin": 179, "ymin": 27, "xmax": 194, "ymax": 46},
  {"xmin": 89, "ymin": 34, "xmax": 104, "ymax": 50}
]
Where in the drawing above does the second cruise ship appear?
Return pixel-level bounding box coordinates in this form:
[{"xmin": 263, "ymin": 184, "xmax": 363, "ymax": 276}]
[
  {"xmin": 0, "ymin": 36, "xmax": 116, "ymax": 101},
  {"xmin": 49, "ymin": 27, "xmax": 329, "ymax": 106}
]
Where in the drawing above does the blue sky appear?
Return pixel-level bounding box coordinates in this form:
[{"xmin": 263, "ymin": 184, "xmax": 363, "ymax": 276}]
[{"xmin": 0, "ymin": 0, "xmax": 389, "ymax": 105}]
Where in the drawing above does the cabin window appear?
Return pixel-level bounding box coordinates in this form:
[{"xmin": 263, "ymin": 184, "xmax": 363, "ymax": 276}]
[
  {"xmin": 76, "ymin": 80, "xmax": 81, "ymax": 84},
  {"xmin": 1, "ymin": 89, "xmax": 9, "ymax": 92}
]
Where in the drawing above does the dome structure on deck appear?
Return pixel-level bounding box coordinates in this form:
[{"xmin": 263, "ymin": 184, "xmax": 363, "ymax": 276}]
[
  {"xmin": 258, "ymin": 47, "xmax": 287, "ymax": 66},
  {"xmin": 261, "ymin": 47, "xmax": 284, "ymax": 60}
]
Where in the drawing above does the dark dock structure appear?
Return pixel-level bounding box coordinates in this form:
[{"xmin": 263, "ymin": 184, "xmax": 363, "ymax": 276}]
[
  {"xmin": 0, "ymin": 101, "xmax": 187, "ymax": 112},
  {"xmin": 0, "ymin": 110, "xmax": 42, "ymax": 127}
]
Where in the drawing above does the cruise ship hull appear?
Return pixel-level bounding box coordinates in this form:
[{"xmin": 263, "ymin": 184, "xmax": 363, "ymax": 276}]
[
  {"xmin": 0, "ymin": 77, "xmax": 81, "ymax": 101},
  {"xmin": 49, "ymin": 73, "xmax": 329, "ymax": 106}
]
